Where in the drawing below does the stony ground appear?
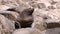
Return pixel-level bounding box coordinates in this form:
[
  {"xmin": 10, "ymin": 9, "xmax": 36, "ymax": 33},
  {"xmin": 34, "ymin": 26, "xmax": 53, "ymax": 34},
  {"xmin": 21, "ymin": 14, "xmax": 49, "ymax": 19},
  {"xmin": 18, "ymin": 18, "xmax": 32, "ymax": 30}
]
[{"xmin": 0, "ymin": 0, "xmax": 60, "ymax": 34}]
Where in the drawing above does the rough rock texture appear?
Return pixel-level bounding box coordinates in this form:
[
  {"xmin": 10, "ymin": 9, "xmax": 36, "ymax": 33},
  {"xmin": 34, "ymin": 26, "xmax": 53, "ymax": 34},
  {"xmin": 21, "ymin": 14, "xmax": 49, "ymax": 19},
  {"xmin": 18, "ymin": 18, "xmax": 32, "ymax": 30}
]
[
  {"xmin": 45, "ymin": 28, "xmax": 60, "ymax": 34},
  {"xmin": 31, "ymin": 0, "xmax": 60, "ymax": 34},
  {"xmin": 12, "ymin": 28, "xmax": 42, "ymax": 34},
  {"xmin": 0, "ymin": 14, "xmax": 15, "ymax": 34},
  {"xmin": 0, "ymin": 0, "xmax": 60, "ymax": 34}
]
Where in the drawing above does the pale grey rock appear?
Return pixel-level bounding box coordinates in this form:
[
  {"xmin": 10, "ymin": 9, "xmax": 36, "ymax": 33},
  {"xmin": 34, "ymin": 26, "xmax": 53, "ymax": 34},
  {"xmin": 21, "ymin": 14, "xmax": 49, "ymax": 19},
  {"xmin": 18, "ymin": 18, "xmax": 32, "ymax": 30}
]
[
  {"xmin": 37, "ymin": 3, "xmax": 46, "ymax": 9},
  {"xmin": 31, "ymin": 8, "xmax": 47, "ymax": 31},
  {"xmin": 12, "ymin": 28, "xmax": 42, "ymax": 34},
  {"xmin": 0, "ymin": 5, "xmax": 10, "ymax": 10},
  {"xmin": 32, "ymin": 8, "xmax": 60, "ymax": 31},
  {"xmin": 0, "ymin": 14, "xmax": 15, "ymax": 34},
  {"xmin": 45, "ymin": 28, "xmax": 60, "ymax": 34}
]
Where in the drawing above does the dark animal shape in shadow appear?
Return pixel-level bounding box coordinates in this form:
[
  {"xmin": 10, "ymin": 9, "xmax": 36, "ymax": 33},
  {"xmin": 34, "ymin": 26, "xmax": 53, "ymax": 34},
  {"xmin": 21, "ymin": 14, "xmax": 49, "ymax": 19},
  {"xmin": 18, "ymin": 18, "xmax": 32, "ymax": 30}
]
[{"xmin": 18, "ymin": 8, "xmax": 34, "ymax": 28}]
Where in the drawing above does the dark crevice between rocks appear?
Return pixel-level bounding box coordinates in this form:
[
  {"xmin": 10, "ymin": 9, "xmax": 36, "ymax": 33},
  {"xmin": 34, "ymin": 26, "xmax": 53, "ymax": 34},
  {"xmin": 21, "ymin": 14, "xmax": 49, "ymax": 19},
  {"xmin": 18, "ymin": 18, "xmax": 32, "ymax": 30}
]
[
  {"xmin": 15, "ymin": 21, "xmax": 21, "ymax": 29},
  {"xmin": 46, "ymin": 23, "xmax": 60, "ymax": 29},
  {"xmin": 18, "ymin": 20, "xmax": 33, "ymax": 28},
  {"xmin": 6, "ymin": 8, "xmax": 20, "ymax": 13},
  {"xmin": 5, "ymin": 8, "xmax": 34, "ymax": 29},
  {"xmin": 7, "ymin": 8, "xmax": 16, "ymax": 11}
]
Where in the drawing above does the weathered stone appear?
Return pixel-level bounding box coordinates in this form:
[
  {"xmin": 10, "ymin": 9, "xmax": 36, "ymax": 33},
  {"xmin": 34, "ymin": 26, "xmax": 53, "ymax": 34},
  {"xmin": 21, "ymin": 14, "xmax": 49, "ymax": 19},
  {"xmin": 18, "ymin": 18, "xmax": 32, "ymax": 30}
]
[
  {"xmin": 37, "ymin": 3, "xmax": 46, "ymax": 9},
  {"xmin": 48, "ymin": 5, "xmax": 56, "ymax": 9},
  {"xmin": 0, "ymin": 14, "xmax": 15, "ymax": 34},
  {"xmin": 45, "ymin": 28, "xmax": 60, "ymax": 34},
  {"xmin": 0, "ymin": 5, "xmax": 10, "ymax": 10},
  {"xmin": 12, "ymin": 28, "xmax": 42, "ymax": 34}
]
